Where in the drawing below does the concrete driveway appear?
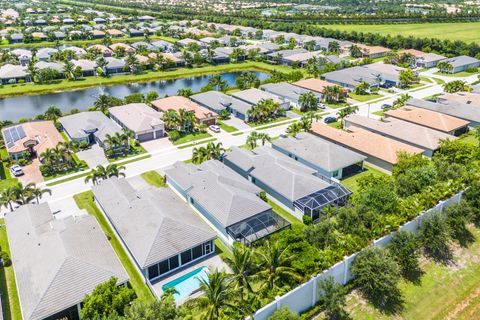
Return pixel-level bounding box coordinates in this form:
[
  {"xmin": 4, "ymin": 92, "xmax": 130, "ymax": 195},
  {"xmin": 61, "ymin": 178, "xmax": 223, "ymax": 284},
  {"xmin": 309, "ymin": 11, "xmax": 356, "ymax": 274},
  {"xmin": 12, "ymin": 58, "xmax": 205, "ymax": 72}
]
[
  {"xmin": 49, "ymin": 197, "xmax": 87, "ymax": 219},
  {"xmin": 141, "ymin": 137, "xmax": 173, "ymax": 153},
  {"xmin": 77, "ymin": 145, "xmax": 107, "ymax": 168},
  {"xmin": 222, "ymin": 117, "xmax": 250, "ymax": 130}
]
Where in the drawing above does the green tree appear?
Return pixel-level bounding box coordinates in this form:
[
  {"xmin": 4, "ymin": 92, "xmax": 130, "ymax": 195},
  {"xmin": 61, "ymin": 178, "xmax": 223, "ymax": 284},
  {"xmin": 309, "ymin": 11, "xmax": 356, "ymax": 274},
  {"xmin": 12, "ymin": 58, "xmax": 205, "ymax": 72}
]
[
  {"xmin": 80, "ymin": 277, "xmax": 136, "ymax": 319},
  {"xmin": 268, "ymin": 307, "xmax": 300, "ymax": 320},
  {"xmin": 351, "ymin": 246, "xmax": 402, "ymax": 310},
  {"xmin": 224, "ymin": 244, "xmax": 255, "ymax": 300},
  {"xmin": 419, "ymin": 211, "xmax": 452, "ymax": 262},
  {"xmin": 317, "ymin": 277, "xmax": 347, "ymax": 320},
  {"xmin": 298, "ymin": 91, "xmax": 319, "ymax": 112},
  {"xmin": 387, "ymin": 231, "xmax": 421, "ymax": 280},
  {"xmin": 444, "ymin": 202, "xmax": 474, "ymax": 247},
  {"xmin": 120, "ymin": 297, "xmax": 180, "ymax": 320},
  {"xmin": 44, "ymin": 105, "xmax": 62, "ymax": 124}
]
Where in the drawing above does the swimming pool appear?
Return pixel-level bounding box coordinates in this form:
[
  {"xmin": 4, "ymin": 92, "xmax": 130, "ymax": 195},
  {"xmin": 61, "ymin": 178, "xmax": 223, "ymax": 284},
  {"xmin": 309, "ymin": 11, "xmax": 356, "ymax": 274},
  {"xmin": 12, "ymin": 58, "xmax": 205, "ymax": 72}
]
[{"xmin": 162, "ymin": 266, "xmax": 209, "ymax": 301}]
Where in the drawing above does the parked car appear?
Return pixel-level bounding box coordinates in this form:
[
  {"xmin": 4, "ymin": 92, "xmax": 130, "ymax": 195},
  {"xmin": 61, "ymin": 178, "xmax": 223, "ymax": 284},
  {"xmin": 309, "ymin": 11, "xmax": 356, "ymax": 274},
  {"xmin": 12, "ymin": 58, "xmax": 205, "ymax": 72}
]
[
  {"xmin": 209, "ymin": 125, "xmax": 221, "ymax": 133},
  {"xmin": 317, "ymin": 102, "xmax": 326, "ymax": 109},
  {"xmin": 381, "ymin": 103, "xmax": 392, "ymax": 110},
  {"xmin": 324, "ymin": 116, "xmax": 336, "ymax": 124},
  {"xmin": 10, "ymin": 164, "xmax": 24, "ymax": 176}
]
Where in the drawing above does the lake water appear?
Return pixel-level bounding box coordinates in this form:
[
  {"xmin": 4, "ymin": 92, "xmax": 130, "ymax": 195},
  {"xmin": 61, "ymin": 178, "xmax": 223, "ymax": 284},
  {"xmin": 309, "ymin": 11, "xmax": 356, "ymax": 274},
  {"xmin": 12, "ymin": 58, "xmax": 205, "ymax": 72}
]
[{"xmin": 0, "ymin": 71, "xmax": 269, "ymax": 121}]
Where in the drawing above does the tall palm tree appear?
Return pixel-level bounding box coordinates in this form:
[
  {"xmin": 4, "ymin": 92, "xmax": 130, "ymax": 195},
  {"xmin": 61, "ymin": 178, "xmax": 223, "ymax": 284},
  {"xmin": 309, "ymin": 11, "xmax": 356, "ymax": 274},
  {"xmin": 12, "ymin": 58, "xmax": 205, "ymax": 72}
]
[
  {"xmin": 246, "ymin": 131, "xmax": 259, "ymax": 149},
  {"xmin": 30, "ymin": 186, "xmax": 52, "ymax": 203},
  {"xmin": 162, "ymin": 109, "xmax": 180, "ymax": 130},
  {"xmin": 64, "ymin": 60, "xmax": 75, "ymax": 80},
  {"xmin": 257, "ymin": 133, "xmax": 271, "ymax": 146},
  {"xmin": 94, "ymin": 94, "xmax": 112, "ymax": 114},
  {"xmin": 224, "ymin": 245, "xmax": 255, "ymax": 300},
  {"xmin": 286, "ymin": 122, "xmax": 303, "ymax": 137},
  {"xmin": 193, "ymin": 269, "xmax": 236, "ymax": 320},
  {"xmin": 337, "ymin": 105, "xmax": 359, "ymax": 128},
  {"xmin": 192, "ymin": 146, "xmax": 209, "ymax": 164},
  {"xmin": 84, "ymin": 165, "xmax": 109, "ymax": 185},
  {"xmin": 106, "ymin": 164, "xmax": 126, "ymax": 178},
  {"xmin": 255, "ymin": 241, "xmax": 302, "ymax": 291},
  {"xmin": 298, "ymin": 92, "xmax": 319, "ymax": 112},
  {"xmin": 206, "ymin": 142, "xmax": 225, "ymax": 160},
  {"xmin": 0, "ymin": 185, "xmax": 20, "ymax": 211},
  {"xmin": 14, "ymin": 183, "xmax": 36, "ymax": 205},
  {"xmin": 44, "ymin": 106, "xmax": 62, "ymax": 124}
]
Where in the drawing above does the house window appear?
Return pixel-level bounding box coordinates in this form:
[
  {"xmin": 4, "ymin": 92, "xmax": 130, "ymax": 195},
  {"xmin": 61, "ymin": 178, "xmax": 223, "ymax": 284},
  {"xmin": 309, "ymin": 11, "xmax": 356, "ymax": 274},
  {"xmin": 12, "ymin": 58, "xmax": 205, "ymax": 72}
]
[
  {"xmin": 148, "ymin": 264, "xmax": 159, "ymax": 280},
  {"xmin": 169, "ymin": 256, "xmax": 179, "ymax": 270},
  {"xmin": 204, "ymin": 241, "xmax": 212, "ymax": 254},
  {"xmin": 159, "ymin": 260, "xmax": 169, "ymax": 275},
  {"xmin": 192, "ymin": 244, "xmax": 203, "ymax": 260},
  {"xmin": 181, "ymin": 249, "xmax": 192, "ymax": 265},
  {"xmin": 332, "ymin": 170, "xmax": 340, "ymax": 178}
]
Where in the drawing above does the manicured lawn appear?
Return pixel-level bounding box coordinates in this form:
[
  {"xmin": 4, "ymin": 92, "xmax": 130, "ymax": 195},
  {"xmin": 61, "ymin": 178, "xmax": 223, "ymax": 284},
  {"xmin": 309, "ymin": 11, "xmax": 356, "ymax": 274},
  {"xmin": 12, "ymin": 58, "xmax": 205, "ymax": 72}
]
[
  {"xmin": 343, "ymin": 227, "xmax": 480, "ymax": 320},
  {"xmin": 0, "ymin": 148, "xmax": 19, "ymax": 192},
  {"xmin": 73, "ymin": 191, "xmax": 154, "ymax": 302},
  {"xmin": 214, "ymin": 239, "xmax": 233, "ymax": 260},
  {"xmin": 0, "ymin": 219, "xmax": 22, "ymax": 320},
  {"xmin": 115, "ymin": 154, "xmax": 151, "ymax": 166},
  {"xmin": 45, "ymin": 171, "xmax": 91, "ymax": 187},
  {"xmin": 290, "ymin": 108, "xmax": 304, "ymax": 116},
  {"xmin": 341, "ymin": 165, "xmax": 387, "ymax": 193},
  {"xmin": 107, "ymin": 145, "xmax": 147, "ymax": 163},
  {"xmin": 327, "ymin": 121, "xmax": 342, "ymax": 129},
  {"xmin": 267, "ymin": 199, "xmax": 303, "ymax": 226},
  {"xmin": 434, "ymin": 71, "xmax": 479, "ymax": 77},
  {"xmin": 217, "ymin": 120, "xmax": 239, "ymax": 133},
  {"xmin": 43, "ymin": 154, "xmax": 89, "ymax": 181},
  {"xmin": 460, "ymin": 132, "xmax": 479, "ymax": 146},
  {"xmin": 324, "ymin": 101, "xmax": 349, "ymax": 109},
  {"xmin": 316, "ymin": 22, "xmax": 480, "ymax": 43},
  {"xmin": 372, "ymin": 109, "xmax": 386, "ymax": 117},
  {"xmin": 249, "ymin": 117, "xmax": 291, "ymax": 128},
  {"xmin": 0, "ymin": 61, "xmax": 299, "ymax": 99},
  {"xmin": 140, "ymin": 171, "xmax": 166, "ymax": 188},
  {"xmin": 172, "ymin": 132, "xmax": 212, "ymax": 145},
  {"xmin": 348, "ymin": 92, "xmax": 383, "ymax": 102},
  {"xmin": 232, "ymin": 132, "xmax": 244, "ymax": 136},
  {"xmin": 177, "ymin": 138, "xmax": 217, "ymax": 149}
]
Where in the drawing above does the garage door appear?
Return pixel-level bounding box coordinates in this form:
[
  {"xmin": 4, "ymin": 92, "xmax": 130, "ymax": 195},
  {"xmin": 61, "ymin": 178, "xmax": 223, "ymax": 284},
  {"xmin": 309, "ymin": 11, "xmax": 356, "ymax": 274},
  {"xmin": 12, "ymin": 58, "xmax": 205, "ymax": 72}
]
[
  {"xmin": 155, "ymin": 130, "xmax": 164, "ymax": 138},
  {"xmin": 137, "ymin": 132, "xmax": 154, "ymax": 142}
]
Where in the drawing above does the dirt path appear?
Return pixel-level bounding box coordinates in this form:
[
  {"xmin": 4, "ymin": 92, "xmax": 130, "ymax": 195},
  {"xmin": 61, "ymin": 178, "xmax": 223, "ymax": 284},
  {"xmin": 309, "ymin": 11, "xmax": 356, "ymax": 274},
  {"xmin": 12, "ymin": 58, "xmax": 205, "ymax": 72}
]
[{"xmin": 445, "ymin": 286, "xmax": 480, "ymax": 320}]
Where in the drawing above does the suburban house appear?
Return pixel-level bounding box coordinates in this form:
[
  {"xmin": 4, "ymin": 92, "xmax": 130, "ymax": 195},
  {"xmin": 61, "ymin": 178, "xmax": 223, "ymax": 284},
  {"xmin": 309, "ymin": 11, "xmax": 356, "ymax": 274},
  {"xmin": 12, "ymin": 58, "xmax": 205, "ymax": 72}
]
[
  {"xmin": 436, "ymin": 92, "xmax": 480, "ymax": 107},
  {"xmin": 177, "ymin": 38, "xmax": 203, "ymax": 48},
  {"xmin": 441, "ymin": 55, "xmax": 480, "ymax": 73},
  {"xmin": 36, "ymin": 47, "xmax": 58, "ymax": 61},
  {"xmin": 6, "ymin": 203, "xmax": 128, "ymax": 320},
  {"xmin": 266, "ymin": 49, "xmax": 307, "ymax": 62},
  {"xmin": 223, "ymin": 146, "xmax": 352, "ymax": 221},
  {"xmin": 309, "ymin": 123, "xmax": 424, "ymax": 172},
  {"xmin": 151, "ymin": 96, "xmax": 218, "ymax": 126},
  {"xmin": 109, "ymin": 103, "xmax": 165, "ymax": 142},
  {"xmin": 59, "ymin": 111, "xmax": 122, "ymax": 148},
  {"xmin": 355, "ymin": 44, "xmax": 391, "ymax": 58},
  {"xmin": 92, "ymin": 177, "xmax": 216, "ymax": 283},
  {"xmin": 399, "ymin": 49, "xmax": 446, "ymax": 68},
  {"xmin": 190, "ymin": 91, "xmax": 252, "ymax": 120},
  {"xmin": 407, "ymin": 97, "xmax": 480, "ymax": 127},
  {"xmin": 104, "ymin": 57, "xmax": 126, "ymax": 75},
  {"xmin": 322, "ymin": 63, "xmax": 404, "ymax": 90},
  {"xmin": 109, "ymin": 42, "xmax": 135, "ymax": 54},
  {"xmin": 72, "ymin": 59, "xmax": 97, "ymax": 76},
  {"xmin": 293, "ymin": 78, "xmax": 348, "ymax": 101},
  {"xmin": 384, "ymin": 106, "xmax": 470, "ymax": 136},
  {"xmin": 88, "ymin": 44, "xmax": 112, "ymax": 57},
  {"xmin": 0, "ymin": 64, "xmax": 28, "ymax": 83},
  {"xmin": 35, "ymin": 61, "xmax": 64, "ymax": 74},
  {"xmin": 232, "ymin": 88, "xmax": 290, "ymax": 110},
  {"xmin": 2, "ymin": 120, "xmax": 63, "ymax": 160},
  {"xmin": 260, "ymin": 82, "xmax": 322, "ymax": 109},
  {"xmin": 165, "ymin": 160, "xmax": 289, "ymax": 245},
  {"xmin": 344, "ymin": 114, "xmax": 456, "ymax": 157},
  {"xmin": 272, "ymin": 132, "xmax": 366, "ymax": 179}
]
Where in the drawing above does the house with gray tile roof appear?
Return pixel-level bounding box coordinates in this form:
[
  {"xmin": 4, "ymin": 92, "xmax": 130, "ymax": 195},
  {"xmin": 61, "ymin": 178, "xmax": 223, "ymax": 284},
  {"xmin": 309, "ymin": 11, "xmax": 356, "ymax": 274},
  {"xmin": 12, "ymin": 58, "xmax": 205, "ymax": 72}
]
[
  {"xmin": 190, "ymin": 91, "xmax": 252, "ymax": 120},
  {"xmin": 407, "ymin": 97, "xmax": 480, "ymax": 127},
  {"xmin": 34, "ymin": 61, "xmax": 64, "ymax": 74},
  {"xmin": 72, "ymin": 59, "xmax": 97, "ymax": 76},
  {"xmin": 36, "ymin": 47, "xmax": 58, "ymax": 61},
  {"xmin": 165, "ymin": 160, "xmax": 289, "ymax": 245},
  {"xmin": 442, "ymin": 55, "xmax": 480, "ymax": 73},
  {"xmin": 59, "ymin": 111, "xmax": 122, "ymax": 148},
  {"xmin": 92, "ymin": 177, "xmax": 216, "ymax": 281},
  {"xmin": 105, "ymin": 57, "xmax": 126, "ymax": 74},
  {"xmin": 0, "ymin": 64, "xmax": 28, "ymax": 84},
  {"xmin": 232, "ymin": 88, "xmax": 290, "ymax": 110},
  {"xmin": 109, "ymin": 103, "xmax": 164, "ymax": 142},
  {"xmin": 272, "ymin": 132, "xmax": 366, "ymax": 179},
  {"xmin": 6, "ymin": 203, "xmax": 128, "ymax": 320},
  {"xmin": 260, "ymin": 82, "xmax": 322, "ymax": 109},
  {"xmin": 223, "ymin": 146, "xmax": 352, "ymax": 221}
]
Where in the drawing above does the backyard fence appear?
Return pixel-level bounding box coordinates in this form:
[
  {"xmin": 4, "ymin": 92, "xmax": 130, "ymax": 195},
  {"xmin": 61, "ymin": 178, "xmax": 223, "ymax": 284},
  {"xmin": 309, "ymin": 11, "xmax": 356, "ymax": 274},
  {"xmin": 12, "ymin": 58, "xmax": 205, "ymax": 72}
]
[{"xmin": 250, "ymin": 191, "xmax": 464, "ymax": 320}]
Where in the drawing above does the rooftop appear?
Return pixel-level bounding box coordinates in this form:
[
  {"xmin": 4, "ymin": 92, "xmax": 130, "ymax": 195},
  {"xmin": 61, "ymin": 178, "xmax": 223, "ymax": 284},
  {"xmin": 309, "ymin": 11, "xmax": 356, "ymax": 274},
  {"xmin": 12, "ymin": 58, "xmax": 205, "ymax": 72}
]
[
  {"xmin": 2, "ymin": 120, "xmax": 63, "ymax": 154},
  {"xmin": 190, "ymin": 90, "xmax": 252, "ymax": 115},
  {"xmin": 109, "ymin": 103, "xmax": 164, "ymax": 133},
  {"xmin": 59, "ymin": 111, "xmax": 121, "ymax": 141},
  {"xmin": 150, "ymin": 96, "xmax": 217, "ymax": 121}
]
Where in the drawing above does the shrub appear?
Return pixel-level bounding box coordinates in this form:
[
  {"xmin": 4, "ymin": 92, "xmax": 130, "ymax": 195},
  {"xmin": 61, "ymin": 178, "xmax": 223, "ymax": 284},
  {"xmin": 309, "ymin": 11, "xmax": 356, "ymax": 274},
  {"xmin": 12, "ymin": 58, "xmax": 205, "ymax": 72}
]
[
  {"xmin": 168, "ymin": 130, "xmax": 180, "ymax": 142},
  {"xmin": 79, "ymin": 141, "xmax": 89, "ymax": 149},
  {"xmin": 302, "ymin": 215, "xmax": 313, "ymax": 225},
  {"xmin": 0, "ymin": 251, "xmax": 11, "ymax": 267},
  {"xmin": 317, "ymin": 276, "xmax": 347, "ymax": 320},
  {"xmin": 465, "ymin": 67, "xmax": 478, "ymax": 73},
  {"xmin": 419, "ymin": 211, "xmax": 452, "ymax": 262},
  {"xmin": 387, "ymin": 231, "xmax": 421, "ymax": 280},
  {"xmin": 268, "ymin": 307, "xmax": 300, "ymax": 320},
  {"xmin": 259, "ymin": 190, "xmax": 268, "ymax": 202},
  {"xmin": 17, "ymin": 159, "xmax": 28, "ymax": 166}
]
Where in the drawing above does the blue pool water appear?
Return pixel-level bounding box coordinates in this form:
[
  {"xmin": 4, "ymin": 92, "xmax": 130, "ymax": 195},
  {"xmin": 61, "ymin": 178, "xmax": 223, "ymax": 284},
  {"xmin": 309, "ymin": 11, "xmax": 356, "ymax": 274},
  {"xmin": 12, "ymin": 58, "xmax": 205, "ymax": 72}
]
[{"xmin": 162, "ymin": 266, "xmax": 209, "ymax": 301}]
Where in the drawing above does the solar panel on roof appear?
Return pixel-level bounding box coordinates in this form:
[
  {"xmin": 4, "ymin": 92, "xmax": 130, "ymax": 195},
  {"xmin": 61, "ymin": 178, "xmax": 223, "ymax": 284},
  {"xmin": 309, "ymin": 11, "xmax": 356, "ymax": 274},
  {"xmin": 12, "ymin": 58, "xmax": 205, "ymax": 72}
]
[
  {"xmin": 16, "ymin": 126, "xmax": 26, "ymax": 139},
  {"xmin": 10, "ymin": 127, "xmax": 19, "ymax": 141},
  {"xmin": 3, "ymin": 129, "xmax": 12, "ymax": 144},
  {"xmin": 6, "ymin": 141, "xmax": 14, "ymax": 148}
]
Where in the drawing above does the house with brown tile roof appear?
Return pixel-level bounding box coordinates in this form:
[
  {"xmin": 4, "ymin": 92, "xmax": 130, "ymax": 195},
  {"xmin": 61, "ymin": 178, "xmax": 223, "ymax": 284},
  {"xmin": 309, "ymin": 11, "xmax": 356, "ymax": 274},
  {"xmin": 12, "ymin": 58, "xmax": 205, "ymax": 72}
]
[
  {"xmin": 109, "ymin": 43, "xmax": 135, "ymax": 54},
  {"xmin": 309, "ymin": 123, "xmax": 424, "ymax": 172},
  {"xmin": 384, "ymin": 106, "xmax": 469, "ymax": 136},
  {"xmin": 293, "ymin": 78, "xmax": 347, "ymax": 101},
  {"xmin": 2, "ymin": 121, "xmax": 63, "ymax": 160},
  {"xmin": 105, "ymin": 29, "xmax": 123, "ymax": 37},
  {"xmin": 150, "ymin": 96, "xmax": 218, "ymax": 126},
  {"xmin": 356, "ymin": 44, "xmax": 391, "ymax": 58}
]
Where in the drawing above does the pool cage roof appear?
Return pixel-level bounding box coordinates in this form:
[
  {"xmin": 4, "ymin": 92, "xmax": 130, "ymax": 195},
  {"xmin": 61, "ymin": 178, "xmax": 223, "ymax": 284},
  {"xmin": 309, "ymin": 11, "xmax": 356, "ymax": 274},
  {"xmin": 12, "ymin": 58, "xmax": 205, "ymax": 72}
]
[
  {"xmin": 226, "ymin": 209, "xmax": 290, "ymax": 246},
  {"xmin": 294, "ymin": 178, "xmax": 352, "ymax": 214}
]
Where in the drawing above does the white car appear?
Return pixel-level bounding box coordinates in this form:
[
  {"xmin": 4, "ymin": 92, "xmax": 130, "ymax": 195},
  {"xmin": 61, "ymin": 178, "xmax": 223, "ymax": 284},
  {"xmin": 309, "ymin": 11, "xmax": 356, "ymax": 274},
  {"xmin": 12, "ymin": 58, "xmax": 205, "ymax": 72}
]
[
  {"xmin": 10, "ymin": 164, "xmax": 23, "ymax": 176},
  {"xmin": 209, "ymin": 125, "xmax": 221, "ymax": 133}
]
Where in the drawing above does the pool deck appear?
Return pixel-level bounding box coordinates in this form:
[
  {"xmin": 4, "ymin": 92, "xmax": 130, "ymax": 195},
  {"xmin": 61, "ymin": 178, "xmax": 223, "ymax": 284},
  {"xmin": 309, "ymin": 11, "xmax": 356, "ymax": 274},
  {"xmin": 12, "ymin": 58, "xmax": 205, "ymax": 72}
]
[{"xmin": 150, "ymin": 253, "xmax": 229, "ymax": 301}]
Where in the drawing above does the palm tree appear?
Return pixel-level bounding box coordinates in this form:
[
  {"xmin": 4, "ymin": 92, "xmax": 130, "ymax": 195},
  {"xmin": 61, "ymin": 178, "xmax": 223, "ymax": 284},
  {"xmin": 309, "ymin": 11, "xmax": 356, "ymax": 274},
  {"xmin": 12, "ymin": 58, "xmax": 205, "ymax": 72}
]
[
  {"xmin": 44, "ymin": 106, "xmax": 62, "ymax": 124},
  {"xmin": 125, "ymin": 53, "xmax": 139, "ymax": 73},
  {"xmin": 63, "ymin": 60, "xmax": 75, "ymax": 80},
  {"xmin": 298, "ymin": 92, "xmax": 319, "ymax": 112},
  {"xmin": 14, "ymin": 183, "xmax": 36, "ymax": 205},
  {"xmin": 192, "ymin": 146, "xmax": 209, "ymax": 164},
  {"xmin": 162, "ymin": 109, "xmax": 180, "ymax": 130},
  {"xmin": 337, "ymin": 105, "xmax": 359, "ymax": 128},
  {"xmin": 392, "ymin": 93, "xmax": 412, "ymax": 108},
  {"xmin": 0, "ymin": 185, "xmax": 20, "ymax": 211},
  {"xmin": 257, "ymin": 132, "xmax": 271, "ymax": 146},
  {"xmin": 224, "ymin": 245, "xmax": 255, "ymax": 300},
  {"xmin": 255, "ymin": 241, "xmax": 302, "ymax": 291},
  {"xmin": 177, "ymin": 88, "xmax": 193, "ymax": 97},
  {"xmin": 286, "ymin": 122, "xmax": 303, "ymax": 137},
  {"xmin": 85, "ymin": 165, "xmax": 109, "ymax": 185},
  {"xmin": 178, "ymin": 108, "xmax": 196, "ymax": 132},
  {"xmin": 30, "ymin": 186, "xmax": 52, "ymax": 203},
  {"xmin": 27, "ymin": 60, "xmax": 38, "ymax": 82},
  {"xmin": 193, "ymin": 269, "xmax": 236, "ymax": 320},
  {"xmin": 94, "ymin": 94, "xmax": 112, "ymax": 114},
  {"xmin": 246, "ymin": 131, "xmax": 259, "ymax": 149},
  {"xmin": 208, "ymin": 74, "xmax": 227, "ymax": 91},
  {"xmin": 106, "ymin": 164, "xmax": 126, "ymax": 178},
  {"xmin": 206, "ymin": 142, "xmax": 225, "ymax": 160}
]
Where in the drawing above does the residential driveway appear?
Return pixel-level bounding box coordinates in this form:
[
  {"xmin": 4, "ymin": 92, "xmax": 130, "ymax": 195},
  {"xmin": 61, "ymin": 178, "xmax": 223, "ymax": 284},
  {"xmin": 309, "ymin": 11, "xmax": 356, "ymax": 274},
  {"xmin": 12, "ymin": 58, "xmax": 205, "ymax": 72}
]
[
  {"xmin": 77, "ymin": 145, "xmax": 107, "ymax": 168},
  {"xmin": 141, "ymin": 137, "xmax": 173, "ymax": 153},
  {"xmin": 127, "ymin": 175, "xmax": 150, "ymax": 191},
  {"xmin": 222, "ymin": 117, "xmax": 250, "ymax": 130},
  {"xmin": 18, "ymin": 159, "xmax": 44, "ymax": 185},
  {"xmin": 286, "ymin": 110, "xmax": 299, "ymax": 119},
  {"xmin": 49, "ymin": 197, "xmax": 87, "ymax": 219}
]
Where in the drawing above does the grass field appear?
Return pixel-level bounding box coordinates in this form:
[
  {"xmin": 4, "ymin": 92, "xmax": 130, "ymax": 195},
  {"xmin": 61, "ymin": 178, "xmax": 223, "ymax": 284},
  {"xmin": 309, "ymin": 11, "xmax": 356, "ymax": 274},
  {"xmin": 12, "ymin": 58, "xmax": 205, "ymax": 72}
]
[
  {"xmin": 317, "ymin": 22, "xmax": 480, "ymax": 43},
  {"xmin": 73, "ymin": 191, "xmax": 154, "ymax": 302},
  {"xmin": 343, "ymin": 226, "xmax": 480, "ymax": 320},
  {"xmin": 348, "ymin": 92, "xmax": 383, "ymax": 102},
  {"xmin": 0, "ymin": 220, "xmax": 22, "ymax": 320}
]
